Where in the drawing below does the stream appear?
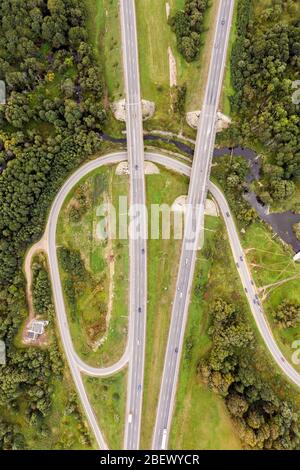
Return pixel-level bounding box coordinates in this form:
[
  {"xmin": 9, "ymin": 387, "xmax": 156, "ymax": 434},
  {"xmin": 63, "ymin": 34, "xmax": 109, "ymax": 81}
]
[{"xmin": 101, "ymin": 132, "xmax": 300, "ymax": 253}]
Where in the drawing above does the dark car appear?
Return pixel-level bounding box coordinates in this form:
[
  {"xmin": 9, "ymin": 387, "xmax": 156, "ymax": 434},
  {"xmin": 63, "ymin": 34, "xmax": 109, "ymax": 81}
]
[
  {"xmin": 175, "ymin": 347, "xmax": 179, "ymax": 353},
  {"xmin": 221, "ymin": 18, "xmax": 225, "ymax": 25},
  {"xmin": 138, "ymin": 307, "xmax": 142, "ymax": 313}
]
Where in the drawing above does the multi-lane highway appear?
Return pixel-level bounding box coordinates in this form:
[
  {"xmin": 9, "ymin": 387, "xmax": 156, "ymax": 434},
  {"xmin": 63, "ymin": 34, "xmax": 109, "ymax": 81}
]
[
  {"xmin": 27, "ymin": 149, "xmax": 300, "ymax": 449},
  {"xmin": 120, "ymin": 0, "xmax": 148, "ymax": 450},
  {"xmin": 152, "ymin": 0, "xmax": 235, "ymax": 450}
]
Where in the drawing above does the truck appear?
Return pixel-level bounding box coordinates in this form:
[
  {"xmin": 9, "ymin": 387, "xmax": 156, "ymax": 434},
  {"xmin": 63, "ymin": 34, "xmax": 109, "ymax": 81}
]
[{"xmin": 161, "ymin": 429, "xmax": 167, "ymax": 450}]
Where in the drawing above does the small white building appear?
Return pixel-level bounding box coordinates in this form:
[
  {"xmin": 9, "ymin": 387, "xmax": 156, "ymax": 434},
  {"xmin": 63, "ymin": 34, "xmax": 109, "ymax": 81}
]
[{"xmin": 27, "ymin": 320, "xmax": 49, "ymax": 341}]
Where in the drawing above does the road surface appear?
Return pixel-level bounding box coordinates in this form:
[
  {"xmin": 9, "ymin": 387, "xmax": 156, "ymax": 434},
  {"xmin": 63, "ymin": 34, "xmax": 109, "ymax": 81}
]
[
  {"xmin": 152, "ymin": 0, "xmax": 235, "ymax": 450},
  {"xmin": 120, "ymin": 0, "xmax": 148, "ymax": 450},
  {"xmin": 29, "ymin": 149, "xmax": 300, "ymax": 448}
]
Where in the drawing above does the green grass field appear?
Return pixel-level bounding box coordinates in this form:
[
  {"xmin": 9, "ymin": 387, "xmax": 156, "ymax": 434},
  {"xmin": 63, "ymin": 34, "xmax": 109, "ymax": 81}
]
[
  {"xmin": 85, "ymin": 0, "xmax": 123, "ymax": 101},
  {"xmin": 169, "ymin": 216, "xmax": 242, "ymax": 449},
  {"xmin": 220, "ymin": 0, "xmax": 238, "ymax": 115},
  {"xmin": 83, "ymin": 370, "xmax": 127, "ymax": 449},
  {"xmin": 241, "ymin": 221, "xmax": 300, "ymax": 372},
  {"xmin": 136, "ymin": 0, "xmax": 219, "ymax": 133},
  {"xmin": 57, "ymin": 165, "xmax": 129, "ymax": 368},
  {"xmin": 140, "ymin": 166, "xmax": 189, "ymax": 449}
]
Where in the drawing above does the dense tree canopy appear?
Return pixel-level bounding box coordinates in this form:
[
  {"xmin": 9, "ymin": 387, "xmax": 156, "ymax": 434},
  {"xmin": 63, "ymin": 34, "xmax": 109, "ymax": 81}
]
[
  {"xmin": 0, "ymin": 0, "xmax": 107, "ymax": 448},
  {"xmin": 231, "ymin": 0, "xmax": 300, "ymax": 180},
  {"xmin": 200, "ymin": 299, "xmax": 300, "ymax": 449},
  {"xmin": 170, "ymin": 0, "xmax": 209, "ymax": 61}
]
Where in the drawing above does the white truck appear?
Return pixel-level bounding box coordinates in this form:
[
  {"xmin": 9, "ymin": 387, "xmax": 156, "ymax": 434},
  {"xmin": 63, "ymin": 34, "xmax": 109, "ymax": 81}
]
[{"xmin": 161, "ymin": 429, "xmax": 167, "ymax": 450}]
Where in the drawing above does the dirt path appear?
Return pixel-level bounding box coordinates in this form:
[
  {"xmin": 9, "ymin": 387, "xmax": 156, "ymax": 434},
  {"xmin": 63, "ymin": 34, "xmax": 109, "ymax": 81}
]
[
  {"xmin": 259, "ymin": 273, "xmax": 300, "ymax": 300},
  {"xmin": 24, "ymin": 236, "xmax": 48, "ymax": 320},
  {"xmin": 168, "ymin": 46, "xmax": 177, "ymax": 87}
]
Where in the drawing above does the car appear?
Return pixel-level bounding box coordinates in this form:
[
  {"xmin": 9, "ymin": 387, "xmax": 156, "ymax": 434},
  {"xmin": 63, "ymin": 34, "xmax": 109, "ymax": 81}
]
[
  {"xmin": 180, "ymin": 292, "xmax": 183, "ymax": 298},
  {"xmin": 236, "ymin": 262, "xmax": 239, "ymax": 268},
  {"xmin": 221, "ymin": 18, "xmax": 225, "ymax": 25},
  {"xmin": 137, "ymin": 384, "xmax": 142, "ymax": 392},
  {"xmin": 281, "ymin": 357, "xmax": 285, "ymax": 363},
  {"xmin": 245, "ymin": 287, "xmax": 248, "ymax": 293},
  {"xmin": 175, "ymin": 347, "xmax": 179, "ymax": 353},
  {"xmin": 185, "ymin": 258, "xmax": 189, "ymax": 265},
  {"xmin": 137, "ymin": 339, "xmax": 140, "ymax": 346},
  {"xmin": 251, "ymin": 280, "xmax": 254, "ymax": 286},
  {"xmin": 240, "ymin": 256, "xmax": 243, "ymax": 262},
  {"xmin": 135, "ymin": 164, "xmax": 138, "ymax": 170},
  {"xmin": 141, "ymin": 248, "xmax": 145, "ymax": 254},
  {"xmin": 128, "ymin": 413, "xmax": 133, "ymax": 424},
  {"xmin": 138, "ymin": 307, "xmax": 142, "ymax": 313},
  {"xmin": 226, "ymin": 212, "xmax": 230, "ymax": 218}
]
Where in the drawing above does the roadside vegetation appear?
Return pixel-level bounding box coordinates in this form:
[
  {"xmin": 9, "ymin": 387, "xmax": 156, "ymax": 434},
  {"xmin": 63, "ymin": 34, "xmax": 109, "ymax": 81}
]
[
  {"xmin": 170, "ymin": 216, "xmax": 242, "ymax": 450},
  {"xmin": 57, "ymin": 165, "xmax": 129, "ymax": 368},
  {"xmin": 2, "ymin": 254, "xmax": 94, "ymax": 450},
  {"xmin": 84, "ymin": 0, "xmax": 125, "ymax": 137},
  {"xmin": 136, "ymin": 0, "xmax": 218, "ymax": 134},
  {"xmin": 227, "ymin": 0, "xmax": 300, "ymax": 204},
  {"xmin": 84, "ymin": 370, "xmax": 127, "ymax": 450},
  {"xmin": 0, "ymin": 0, "xmax": 112, "ymax": 449},
  {"xmin": 171, "ymin": 214, "xmax": 300, "ymax": 450},
  {"xmin": 140, "ymin": 166, "xmax": 189, "ymax": 449},
  {"xmin": 242, "ymin": 222, "xmax": 300, "ymax": 373}
]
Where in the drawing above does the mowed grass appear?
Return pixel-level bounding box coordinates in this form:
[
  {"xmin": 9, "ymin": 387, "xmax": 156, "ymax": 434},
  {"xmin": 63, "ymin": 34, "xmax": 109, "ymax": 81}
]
[
  {"xmin": 136, "ymin": 0, "xmax": 219, "ymax": 132},
  {"xmin": 220, "ymin": 0, "xmax": 238, "ymax": 115},
  {"xmin": 241, "ymin": 221, "xmax": 300, "ymax": 372},
  {"xmin": 83, "ymin": 370, "xmax": 127, "ymax": 450},
  {"xmin": 85, "ymin": 0, "xmax": 123, "ymax": 101},
  {"xmin": 57, "ymin": 165, "xmax": 129, "ymax": 368},
  {"xmin": 140, "ymin": 167, "xmax": 189, "ymax": 449},
  {"xmin": 169, "ymin": 216, "xmax": 242, "ymax": 450}
]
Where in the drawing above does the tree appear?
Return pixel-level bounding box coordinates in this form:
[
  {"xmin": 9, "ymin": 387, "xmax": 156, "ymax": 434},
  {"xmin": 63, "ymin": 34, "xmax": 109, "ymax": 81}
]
[{"xmin": 274, "ymin": 300, "xmax": 300, "ymax": 328}]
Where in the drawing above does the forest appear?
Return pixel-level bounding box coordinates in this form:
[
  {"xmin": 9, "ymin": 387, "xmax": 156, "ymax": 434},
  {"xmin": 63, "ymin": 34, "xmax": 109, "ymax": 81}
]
[
  {"xmin": 0, "ymin": 0, "xmax": 107, "ymax": 448},
  {"xmin": 169, "ymin": 0, "xmax": 210, "ymax": 61},
  {"xmin": 200, "ymin": 299, "xmax": 300, "ymax": 449},
  {"xmin": 231, "ymin": 0, "xmax": 300, "ymax": 202}
]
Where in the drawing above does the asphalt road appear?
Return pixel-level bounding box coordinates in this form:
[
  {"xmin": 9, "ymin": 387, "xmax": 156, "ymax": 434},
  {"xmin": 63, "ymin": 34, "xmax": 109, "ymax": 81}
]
[
  {"xmin": 42, "ymin": 150, "xmax": 300, "ymax": 449},
  {"xmin": 120, "ymin": 0, "xmax": 148, "ymax": 450},
  {"xmin": 152, "ymin": 0, "xmax": 236, "ymax": 450}
]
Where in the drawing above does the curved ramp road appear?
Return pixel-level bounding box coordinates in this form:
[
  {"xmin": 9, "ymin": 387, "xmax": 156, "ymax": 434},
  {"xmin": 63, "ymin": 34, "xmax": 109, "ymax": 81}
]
[
  {"xmin": 40, "ymin": 150, "xmax": 300, "ymax": 449},
  {"xmin": 152, "ymin": 0, "xmax": 236, "ymax": 450},
  {"xmin": 120, "ymin": 0, "xmax": 147, "ymax": 450}
]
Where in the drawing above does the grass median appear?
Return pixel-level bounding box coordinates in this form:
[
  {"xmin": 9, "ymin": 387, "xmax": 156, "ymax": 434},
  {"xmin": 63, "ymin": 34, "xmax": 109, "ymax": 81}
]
[
  {"xmin": 57, "ymin": 165, "xmax": 129, "ymax": 368},
  {"xmin": 169, "ymin": 215, "xmax": 242, "ymax": 449},
  {"xmin": 83, "ymin": 370, "xmax": 127, "ymax": 449},
  {"xmin": 136, "ymin": 0, "xmax": 219, "ymax": 133},
  {"xmin": 140, "ymin": 166, "xmax": 189, "ymax": 448}
]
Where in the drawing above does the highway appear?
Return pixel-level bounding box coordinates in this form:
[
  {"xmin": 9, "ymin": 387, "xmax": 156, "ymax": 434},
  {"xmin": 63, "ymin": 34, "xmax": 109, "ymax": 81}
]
[
  {"xmin": 28, "ymin": 149, "xmax": 300, "ymax": 449},
  {"xmin": 152, "ymin": 0, "xmax": 236, "ymax": 450},
  {"xmin": 120, "ymin": 0, "xmax": 148, "ymax": 450}
]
